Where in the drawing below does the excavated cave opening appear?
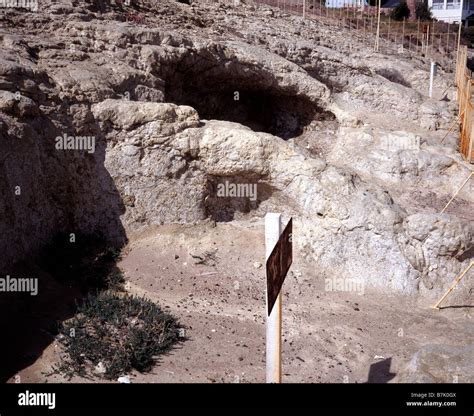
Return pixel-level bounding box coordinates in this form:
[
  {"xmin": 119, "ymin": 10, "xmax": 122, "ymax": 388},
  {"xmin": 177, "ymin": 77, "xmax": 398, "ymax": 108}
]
[{"xmin": 164, "ymin": 70, "xmax": 336, "ymax": 140}]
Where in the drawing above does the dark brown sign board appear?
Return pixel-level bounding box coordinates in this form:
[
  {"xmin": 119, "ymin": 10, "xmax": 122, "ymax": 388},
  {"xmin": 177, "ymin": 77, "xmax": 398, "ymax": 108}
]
[{"xmin": 266, "ymin": 218, "xmax": 293, "ymax": 316}]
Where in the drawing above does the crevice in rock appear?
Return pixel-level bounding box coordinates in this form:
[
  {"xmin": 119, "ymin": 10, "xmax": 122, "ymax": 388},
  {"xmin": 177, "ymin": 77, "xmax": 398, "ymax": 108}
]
[{"xmin": 375, "ymin": 68, "xmax": 411, "ymax": 88}]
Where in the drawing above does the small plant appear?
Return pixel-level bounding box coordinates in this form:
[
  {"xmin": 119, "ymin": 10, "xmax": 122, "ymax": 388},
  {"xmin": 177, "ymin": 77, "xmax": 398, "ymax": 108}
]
[{"xmin": 57, "ymin": 292, "xmax": 182, "ymax": 380}]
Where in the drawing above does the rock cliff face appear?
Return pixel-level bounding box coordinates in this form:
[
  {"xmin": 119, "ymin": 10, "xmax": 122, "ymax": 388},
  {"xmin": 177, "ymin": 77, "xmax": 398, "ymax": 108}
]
[{"xmin": 0, "ymin": 0, "xmax": 472, "ymax": 300}]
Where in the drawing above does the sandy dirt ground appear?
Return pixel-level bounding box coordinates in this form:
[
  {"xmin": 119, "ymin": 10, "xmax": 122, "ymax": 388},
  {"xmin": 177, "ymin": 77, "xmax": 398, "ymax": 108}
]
[{"xmin": 11, "ymin": 220, "xmax": 473, "ymax": 384}]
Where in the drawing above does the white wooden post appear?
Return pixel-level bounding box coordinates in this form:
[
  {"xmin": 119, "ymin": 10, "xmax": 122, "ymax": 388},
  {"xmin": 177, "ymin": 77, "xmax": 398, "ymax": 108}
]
[
  {"xmin": 265, "ymin": 213, "xmax": 282, "ymax": 383},
  {"xmin": 429, "ymin": 61, "xmax": 436, "ymax": 98}
]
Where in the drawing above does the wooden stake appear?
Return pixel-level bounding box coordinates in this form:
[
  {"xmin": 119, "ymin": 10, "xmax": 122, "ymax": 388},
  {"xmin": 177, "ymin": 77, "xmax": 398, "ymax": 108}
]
[
  {"xmin": 426, "ymin": 24, "xmax": 429, "ymax": 54},
  {"xmin": 402, "ymin": 17, "xmax": 405, "ymax": 49},
  {"xmin": 457, "ymin": 20, "xmax": 462, "ymax": 63},
  {"xmin": 441, "ymin": 171, "xmax": 473, "ymax": 213},
  {"xmin": 417, "ymin": 18, "xmax": 420, "ymax": 54},
  {"xmin": 431, "ymin": 20, "xmax": 435, "ymax": 56},
  {"xmin": 432, "ymin": 262, "xmax": 473, "ymax": 309},
  {"xmin": 375, "ymin": 0, "xmax": 381, "ymax": 52},
  {"xmin": 265, "ymin": 213, "xmax": 282, "ymax": 383},
  {"xmin": 388, "ymin": 16, "xmax": 391, "ymax": 43},
  {"xmin": 447, "ymin": 23, "xmax": 450, "ymax": 54},
  {"xmin": 440, "ymin": 110, "xmax": 464, "ymax": 143}
]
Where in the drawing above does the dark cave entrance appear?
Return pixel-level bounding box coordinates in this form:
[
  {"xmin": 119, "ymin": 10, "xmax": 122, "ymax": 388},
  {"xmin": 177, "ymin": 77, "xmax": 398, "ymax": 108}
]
[{"xmin": 165, "ymin": 77, "xmax": 335, "ymax": 140}]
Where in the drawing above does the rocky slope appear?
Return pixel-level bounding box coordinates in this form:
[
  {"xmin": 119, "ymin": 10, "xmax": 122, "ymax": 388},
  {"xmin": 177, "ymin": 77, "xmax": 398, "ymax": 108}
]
[{"xmin": 0, "ymin": 0, "xmax": 472, "ymax": 303}]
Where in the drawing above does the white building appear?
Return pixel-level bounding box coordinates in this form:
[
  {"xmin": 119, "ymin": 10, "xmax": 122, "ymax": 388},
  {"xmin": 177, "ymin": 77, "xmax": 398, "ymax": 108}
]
[{"xmin": 429, "ymin": 0, "xmax": 474, "ymax": 23}]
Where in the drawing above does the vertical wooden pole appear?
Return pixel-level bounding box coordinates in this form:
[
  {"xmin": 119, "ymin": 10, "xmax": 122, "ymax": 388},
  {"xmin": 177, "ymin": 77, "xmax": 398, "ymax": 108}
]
[
  {"xmin": 417, "ymin": 18, "xmax": 420, "ymax": 54},
  {"xmin": 375, "ymin": 0, "xmax": 381, "ymax": 52},
  {"xmin": 447, "ymin": 23, "xmax": 450, "ymax": 54},
  {"xmin": 265, "ymin": 213, "xmax": 282, "ymax": 384},
  {"xmin": 457, "ymin": 20, "xmax": 462, "ymax": 63},
  {"xmin": 388, "ymin": 16, "xmax": 391, "ymax": 43},
  {"xmin": 466, "ymin": 75, "xmax": 470, "ymax": 158},
  {"xmin": 431, "ymin": 20, "xmax": 435, "ymax": 56},
  {"xmin": 402, "ymin": 17, "xmax": 405, "ymax": 49},
  {"xmin": 429, "ymin": 61, "xmax": 436, "ymax": 98},
  {"xmin": 425, "ymin": 24, "xmax": 429, "ymax": 54},
  {"xmin": 468, "ymin": 120, "xmax": 474, "ymax": 163}
]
